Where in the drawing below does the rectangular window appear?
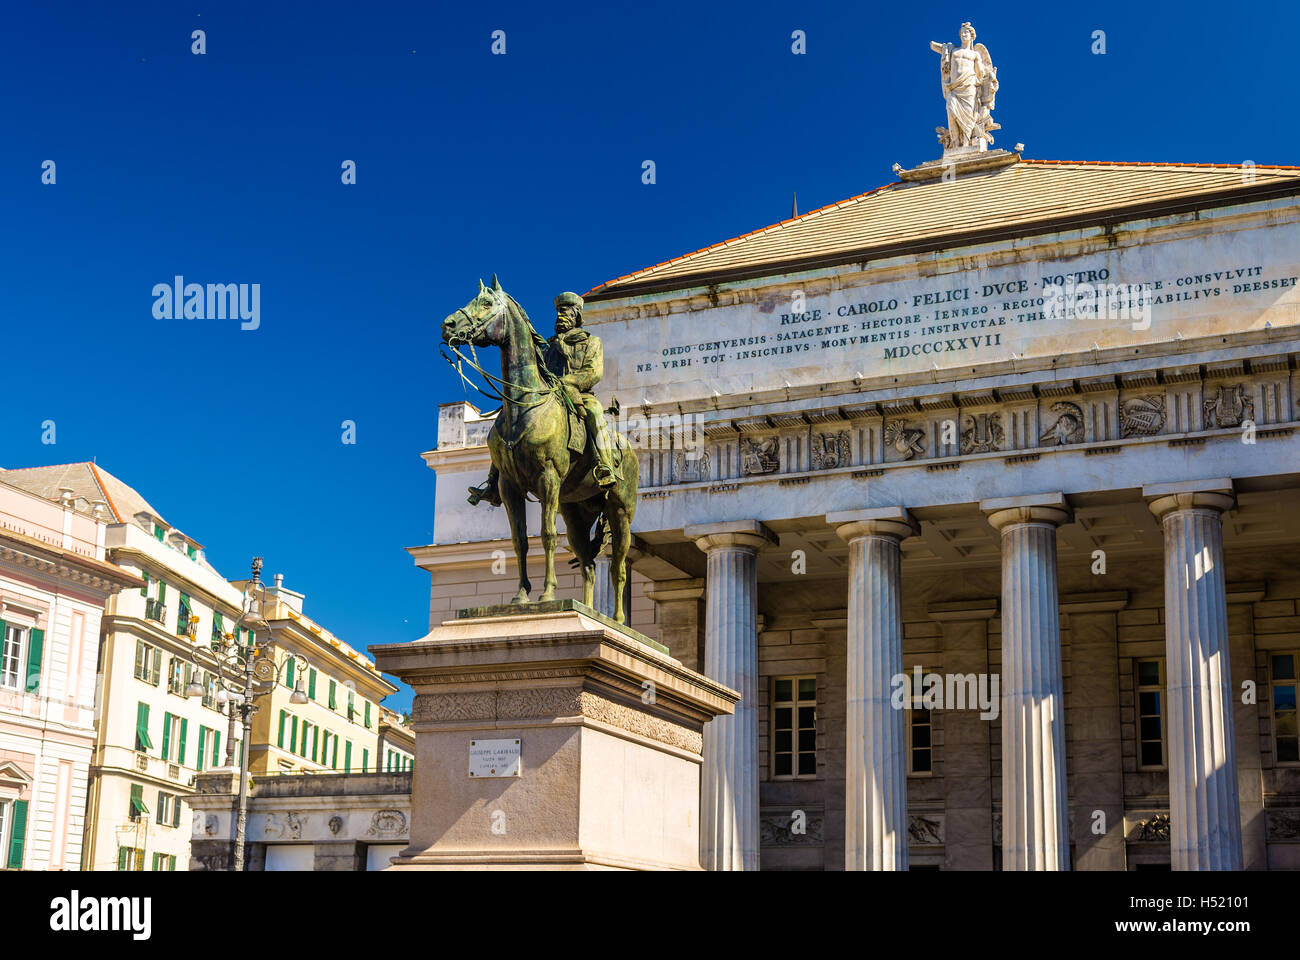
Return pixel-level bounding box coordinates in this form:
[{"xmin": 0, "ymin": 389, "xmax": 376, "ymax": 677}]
[
  {"xmin": 1136, "ymin": 659, "xmax": 1166, "ymax": 769},
  {"xmin": 278, "ymin": 710, "xmax": 287, "ymax": 748},
  {"xmin": 906, "ymin": 668, "xmax": 933, "ymax": 775},
  {"xmin": 328, "ymin": 679, "xmax": 337, "ymax": 710},
  {"xmin": 128, "ymin": 783, "xmax": 149, "ymax": 821},
  {"xmin": 1271, "ymin": 652, "xmax": 1298, "ymax": 764},
  {"xmin": 201, "ymin": 671, "xmax": 217, "ymax": 710},
  {"xmin": 135, "ymin": 702, "xmax": 153, "ymax": 752},
  {"xmin": 347, "ymin": 690, "xmax": 355, "ymax": 722},
  {"xmin": 770, "ymin": 676, "xmax": 817, "ymax": 779},
  {"xmin": 361, "ymin": 748, "xmax": 368, "ymax": 773},
  {"xmin": 211, "ymin": 611, "xmax": 224, "ymax": 647},
  {"xmin": 177, "ymin": 594, "xmax": 193, "ymax": 637},
  {"xmin": 158, "ymin": 792, "xmax": 173, "ymax": 827},
  {"xmin": 167, "ymin": 657, "xmax": 185, "ymax": 695},
  {"xmin": 1, "ymin": 623, "xmax": 27, "ymax": 690},
  {"xmin": 364, "ymin": 700, "xmax": 371, "ymax": 728},
  {"xmin": 153, "ymin": 523, "xmax": 165, "ymax": 542},
  {"xmin": 134, "ymin": 640, "xmax": 162, "ymax": 685},
  {"xmin": 118, "ymin": 846, "xmax": 145, "ymax": 871},
  {"xmin": 160, "ymin": 712, "xmax": 183, "ymax": 762}
]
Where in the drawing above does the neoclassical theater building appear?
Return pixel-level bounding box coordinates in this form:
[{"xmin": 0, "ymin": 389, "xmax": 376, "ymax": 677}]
[{"xmin": 418, "ymin": 134, "xmax": 1300, "ymax": 869}]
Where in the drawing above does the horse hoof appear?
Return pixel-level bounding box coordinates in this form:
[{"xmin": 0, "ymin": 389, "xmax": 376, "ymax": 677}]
[
  {"xmin": 539, "ymin": 591, "xmax": 556, "ymax": 602},
  {"xmin": 511, "ymin": 593, "xmax": 529, "ymax": 604}
]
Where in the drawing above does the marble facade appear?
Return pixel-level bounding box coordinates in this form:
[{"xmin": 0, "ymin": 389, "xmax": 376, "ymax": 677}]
[{"xmin": 417, "ymin": 160, "xmax": 1300, "ymax": 869}]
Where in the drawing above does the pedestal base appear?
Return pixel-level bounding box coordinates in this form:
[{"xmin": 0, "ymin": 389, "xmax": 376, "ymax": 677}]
[{"xmin": 370, "ymin": 603, "xmax": 738, "ymax": 871}]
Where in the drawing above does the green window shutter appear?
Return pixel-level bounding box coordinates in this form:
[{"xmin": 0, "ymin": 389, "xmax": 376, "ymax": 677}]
[
  {"xmin": 331, "ymin": 735, "xmax": 338, "ymax": 769},
  {"xmin": 345, "ymin": 740, "xmax": 352, "ymax": 773},
  {"xmin": 161, "ymin": 712, "xmax": 173, "ymax": 760},
  {"xmin": 129, "ymin": 783, "xmax": 146, "ymax": 819},
  {"xmin": 154, "ymin": 524, "xmax": 164, "ymax": 542},
  {"xmin": 178, "ymin": 718, "xmax": 188, "ymax": 765},
  {"xmin": 278, "ymin": 711, "xmax": 286, "ymax": 748},
  {"xmin": 169, "ymin": 854, "xmax": 177, "ymax": 871},
  {"xmin": 140, "ymin": 571, "xmax": 150, "ymax": 597},
  {"xmin": 328, "ymin": 680, "xmax": 337, "ymax": 709},
  {"xmin": 365, "ymin": 701, "xmax": 371, "ymax": 728},
  {"xmin": 178, "ymin": 594, "xmax": 191, "ymax": 636},
  {"xmin": 308, "ymin": 669, "xmax": 317, "ymax": 701},
  {"xmin": 25, "ymin": 628, "xmax": 44, "ymax": 694},
  {"xmin": 157, "ymin": 580, "xmax": 167, "ymax": 602},
  {"xmin": 196, "ymin": 727, "xmax": 207, "ymax": 771},
  {"xmin": 290, "ymin": 716, "xmax": 298, "ymax": 754},
  {"xmin": 285, "ymin": 658, "xmax": 295, "ymax": 688},
  {"xmin": 173, "ymin": 795, "xmax": 182, "ymax": 828},
  {"xmin": 6, "ymin": 799, "xmax": 28, "ymax": 868},
  {"xmin": 135, "ymin": 703, "xmax": 153, "ymax": 752},
  {"xmin": 212, "ymin": 730, "xmax": 222, "ymax": 767},
  {"xmin": 362, "ymin": 748, "xmax": 368, "ymax": 773},
  {"xmin": 311, "ymin": 728, "xmax": 318, "ymax": 763},
  {"xmin": 150, "ymin": 647, "xmax": 160, "ymax": 686},
  {"xmin": 117, "ymin": 846, "xmax": 128, "ymax": 871}
]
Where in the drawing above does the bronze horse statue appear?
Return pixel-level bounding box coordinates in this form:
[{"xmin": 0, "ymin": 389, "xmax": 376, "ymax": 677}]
[{"xmin": 440, "ymin": 276, "xmax": 639, "ymax": 623}]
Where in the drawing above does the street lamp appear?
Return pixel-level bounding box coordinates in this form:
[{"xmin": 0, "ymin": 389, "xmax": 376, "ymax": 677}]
[{"xmin": 184, "ymin": 557, "xmax": 315, "ymax": 871}]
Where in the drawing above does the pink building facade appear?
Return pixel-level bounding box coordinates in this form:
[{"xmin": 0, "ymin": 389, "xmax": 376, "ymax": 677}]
[{"xmin": 0, "ymin": 477, "xmax": 138, "ymax": 870}]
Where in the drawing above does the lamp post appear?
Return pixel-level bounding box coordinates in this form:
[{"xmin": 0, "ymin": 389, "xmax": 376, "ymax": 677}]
[{"xmin": 186, "ymin": 557, "xmax": 312, "ymax": 871}]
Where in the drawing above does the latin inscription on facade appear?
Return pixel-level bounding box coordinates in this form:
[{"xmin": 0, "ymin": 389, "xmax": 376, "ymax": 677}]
[{"xmin": 601, "ymin": 229, "xmax": 1300, "ymax": 405}]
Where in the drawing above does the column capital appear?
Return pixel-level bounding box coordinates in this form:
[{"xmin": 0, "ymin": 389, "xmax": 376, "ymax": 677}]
[
  {"xmin": 685, "ymin": 520, "xmax": 778, "ymax": 554},
  {"xmin": 981, "ymin": 492, "xmax": 1072, "ymax": 532},
  {"xmin": 1142, "ymin": 479, "xmax": 1235, "ymax": 520},
  {"xmin": 827, "ymin": 507, "xmax": 919, "ymax": 543}
]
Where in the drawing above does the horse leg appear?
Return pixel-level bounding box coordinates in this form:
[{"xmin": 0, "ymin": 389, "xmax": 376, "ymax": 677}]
[
  {"xmin": 606, "ymin": 501, "xmax": 632, "ymax": 624},
  {"xmin": 500, "ymin": 476, "xmax": 531, "ymax": 604},
  {"xmin": 537, "ymin": 465, "xmax": 561, "ymax": 602},
  {"xmin": 560, "ymin": 502, "xmax": 599, "ymax": 608}
]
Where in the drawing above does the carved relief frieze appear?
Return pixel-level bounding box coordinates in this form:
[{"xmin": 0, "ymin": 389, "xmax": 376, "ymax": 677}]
[
  {"xmin": 811, "ymin": 430, "xmax": 851, "ymax": 470},
  {"xmin": 740, "ymin": 437, "xmax": 780, "ymax": 475},
  {"xmin": 884, "ymin": 420, "xmax": 926, "ymax": 460},
  {"xmin": 1038, "ymin": 401, "xmax": 1084, "ymax": 445},
  {"xmin": 961, "ymin": 412, "xmax": 1004, "ymax": 453},
  {"xmin": 1120, "ymin": 395, "xmax": 1166, "ymax": 437},
  {"xmin": 908, "ymin": 814, "xmax": 945, "ymax": 845},
  {"xmin": 1203, "ymin": 383, "xmax": 1255, "ymax": 428},
  {"xmin": 759, "ymin": 811, "xmax": 825, "ymax": 845},
  {"xmin": 672, "ymin": 449, "xmax": 710, "ymax": 483},
  {"xmin": 366, "ymin": 809, "xmax": 408, "ymax": 839}
]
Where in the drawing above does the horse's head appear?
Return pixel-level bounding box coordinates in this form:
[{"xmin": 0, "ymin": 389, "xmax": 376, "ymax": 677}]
[{"xmin": 442, "ymin": 274, "xmax": 509, "ymax": 347}]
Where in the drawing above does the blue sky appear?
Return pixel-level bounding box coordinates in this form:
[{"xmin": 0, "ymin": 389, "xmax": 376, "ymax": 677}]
[{"xmin": 1, "ymin": 0, "xmax": 1295, "ymax": 713}]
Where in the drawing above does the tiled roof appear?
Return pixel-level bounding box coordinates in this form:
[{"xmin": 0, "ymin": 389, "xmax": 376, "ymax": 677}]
[
  {"xmin": 0, "ymin": 462, "xmax": 162, "ymax": 525},
  {"xmin": 584, "ymin": 161, "xmax": 1300, "ymax": 299}
]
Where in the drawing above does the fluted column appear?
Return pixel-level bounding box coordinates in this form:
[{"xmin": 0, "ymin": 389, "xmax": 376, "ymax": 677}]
[
  {"xmin": 829, "ymin": 507, "xmax": 919, "ymax": 870},
  {"xmin": 1144, "ymin": 480, "xmax": 1242, "ymax": 870},
  {"xmin": 593, "ymin": 553, "xmax": 614, "ymax": 618},
  {"xmin": 686, "ymin": 519, "xmax": 778, "ymax": 871},
  {"xmin": 982, "ymin": 493, "xmax": 1072, "ymax": 871}
]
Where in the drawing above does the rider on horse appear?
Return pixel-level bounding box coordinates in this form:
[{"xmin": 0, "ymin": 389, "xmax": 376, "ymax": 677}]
[{"xmin": 468, "ymin": 291, "xmax": 618, "ymax": 506}]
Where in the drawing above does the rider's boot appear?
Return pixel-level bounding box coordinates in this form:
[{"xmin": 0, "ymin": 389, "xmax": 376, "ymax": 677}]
[
  {"xmin": 467, "ymin": 466, "xmax": 503, "ymax": 506},
  {"xmin": 592, "ymin": 418, "xmax": 618, "ymax": 488}
]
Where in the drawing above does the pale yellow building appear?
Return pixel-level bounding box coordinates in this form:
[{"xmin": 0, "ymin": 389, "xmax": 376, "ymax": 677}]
[{"xmin": 242, "ymin": 579, "xmax": 402, "ymax": 777}]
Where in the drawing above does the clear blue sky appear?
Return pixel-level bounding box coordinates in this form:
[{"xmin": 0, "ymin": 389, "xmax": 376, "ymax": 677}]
[{"xmin": 1, "ymin": 1, "xmax": 1295, "ymax": 713}]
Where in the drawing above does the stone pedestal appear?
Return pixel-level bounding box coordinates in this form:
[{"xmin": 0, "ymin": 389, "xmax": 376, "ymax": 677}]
[
  {"xmin": 370, "ymin": 600, "xmax": 738, "ymax": 870},
  {"xmin": 982, "ymin": 493, "xmax": 1072, "ymax": 871},
  {"xmin": 1145, "ymin": 481, "xmax": 1243, "ymax": 871},
  {"xmin": 828, "ymin": 507, "xmax": 919, "ymax": 871}
]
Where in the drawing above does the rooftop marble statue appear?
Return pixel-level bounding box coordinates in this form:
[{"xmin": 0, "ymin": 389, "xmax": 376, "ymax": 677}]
[
  {"xmin": 441, "ymin": 277, "xmax": 638, "ymax": 623},
  {"xmin": 930, "ymin": 22, "xmax": 999, "ymax": 153}
]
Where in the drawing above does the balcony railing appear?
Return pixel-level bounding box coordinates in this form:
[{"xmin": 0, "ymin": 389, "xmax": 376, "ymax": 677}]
[{"xmin": 145, "ymin": 599, "xmax": 167, "ymax": 624}]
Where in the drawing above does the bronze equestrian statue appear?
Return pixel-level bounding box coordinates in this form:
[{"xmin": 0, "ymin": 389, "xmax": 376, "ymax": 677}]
[{"xmin": 441, "ymin": 277, "xmax": 638, "ymax": 623}]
